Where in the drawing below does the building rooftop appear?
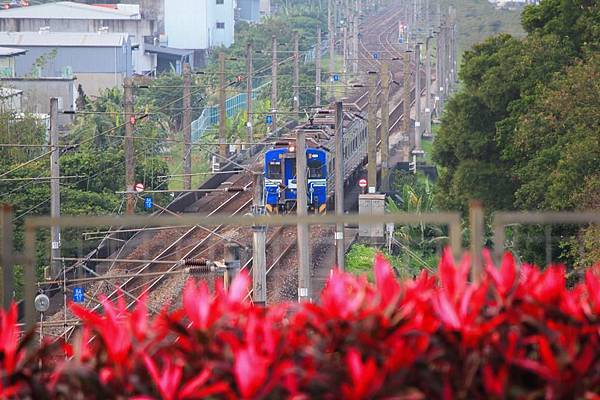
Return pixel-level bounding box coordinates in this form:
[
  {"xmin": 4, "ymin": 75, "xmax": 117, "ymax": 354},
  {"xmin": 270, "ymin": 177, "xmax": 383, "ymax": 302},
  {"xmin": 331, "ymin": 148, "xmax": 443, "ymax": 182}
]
[
  {"xmin": 0, "ymin": 1, "xmax": 140, "ymax": 20},
  {"xmin": 0, "ymin": 46, "xmax": 26, "ymax": 57},
  {"xmin": 144, "ymin": 44, "xmax": 194, "ymax": 58},
  {"xmin": 0, "ymin": 31, "xmax": 131, "ymax": 47}
]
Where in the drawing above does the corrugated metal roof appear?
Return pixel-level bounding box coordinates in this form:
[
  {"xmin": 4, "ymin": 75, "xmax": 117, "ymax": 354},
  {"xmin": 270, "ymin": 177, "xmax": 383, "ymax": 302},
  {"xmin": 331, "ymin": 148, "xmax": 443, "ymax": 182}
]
[
  {"xmin": 145, "ymin": 44, "xmax": 193, "ymax": 57},
  {"xmin": 0, "ymin": 46, "xmax": 26, "ymax": 56},
  {"xmin": 0, "ymin": 1, "xmax": 140, "ymax": 20},
  {"xmin": 0, "ymin": 31, "xmax": 129, "ymax": 47}
]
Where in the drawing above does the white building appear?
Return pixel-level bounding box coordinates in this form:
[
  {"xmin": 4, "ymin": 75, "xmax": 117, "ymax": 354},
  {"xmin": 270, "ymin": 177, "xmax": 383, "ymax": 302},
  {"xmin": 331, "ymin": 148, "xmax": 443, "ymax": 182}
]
[{"xmin": 164, "ymin": 0, "xmax": 235, "ymax": 51}]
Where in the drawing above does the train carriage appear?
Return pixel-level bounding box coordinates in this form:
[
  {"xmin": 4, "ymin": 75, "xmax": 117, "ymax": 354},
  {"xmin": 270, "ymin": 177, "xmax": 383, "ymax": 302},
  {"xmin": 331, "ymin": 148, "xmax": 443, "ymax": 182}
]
[{"xmin": 263, "ymin": 105, "xmax": 368, "ymax": 213}]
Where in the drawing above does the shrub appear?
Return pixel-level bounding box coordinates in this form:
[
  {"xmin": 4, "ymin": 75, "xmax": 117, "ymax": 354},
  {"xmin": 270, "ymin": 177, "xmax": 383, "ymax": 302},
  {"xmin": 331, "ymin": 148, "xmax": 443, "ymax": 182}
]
[{"xmin": 1, "ymin": 249, "xmax": 599, "ymax": 399}]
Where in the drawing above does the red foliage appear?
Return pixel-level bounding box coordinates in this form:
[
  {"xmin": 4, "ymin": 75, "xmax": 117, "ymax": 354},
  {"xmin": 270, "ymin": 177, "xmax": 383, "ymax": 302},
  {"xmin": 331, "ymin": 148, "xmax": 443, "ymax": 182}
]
[{"xmin": 2, "ymin": 248, "xmax": 600, "ymax": 399}]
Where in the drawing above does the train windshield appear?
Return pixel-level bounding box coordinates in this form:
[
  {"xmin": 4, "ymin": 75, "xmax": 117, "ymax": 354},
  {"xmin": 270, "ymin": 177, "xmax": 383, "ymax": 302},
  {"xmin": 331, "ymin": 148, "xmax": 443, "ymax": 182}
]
[
  {"xmin": 267, "ymin": 162, "xmax": 282, "ymax": 179},
  {"xmin": 308, "ymin": 158, "xmax": 324, "ymax": 179}
]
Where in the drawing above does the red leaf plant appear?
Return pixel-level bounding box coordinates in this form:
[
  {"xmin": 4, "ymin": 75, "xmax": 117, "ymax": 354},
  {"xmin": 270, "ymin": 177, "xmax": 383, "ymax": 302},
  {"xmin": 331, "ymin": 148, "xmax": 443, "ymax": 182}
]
[{"xmin": 2, "ymin": 248, "xmax": 599, "ymax": 399}]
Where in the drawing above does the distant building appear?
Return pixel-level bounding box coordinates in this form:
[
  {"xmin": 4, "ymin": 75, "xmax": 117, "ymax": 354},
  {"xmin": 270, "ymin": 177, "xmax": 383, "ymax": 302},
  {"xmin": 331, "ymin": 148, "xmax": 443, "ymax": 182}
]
[
  {"xmin": 0, "ymin": 76, "xmax": 76, "ymax": 125},
  {"xmin": 0, "ymin": 31, "xmax": 133, "ymax": 96},
  {"xmin": 164, "ymin": 0, "xmax": 235, "ymax": 66},
  {"xmin": 0, "ymin": 1, "xmax": 156, "ymax": 74},
  {"xmin": 259, "ymin": 0, "xmax": 271, "ymax": 17},
  {"xmin": 0, "ymin": 46, "xmax": 26, "ymax": 77},
  {"xmin": 238, "ymin": 0, "xmax": 261, "ymax": 22}
]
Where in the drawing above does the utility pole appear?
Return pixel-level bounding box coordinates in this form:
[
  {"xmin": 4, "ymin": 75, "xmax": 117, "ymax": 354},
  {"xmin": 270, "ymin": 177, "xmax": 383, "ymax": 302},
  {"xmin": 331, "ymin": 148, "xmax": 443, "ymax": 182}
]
[
  {"xmin": 367, "ymin": 70, "xmax": 377, "ymax": 193},
  {"xmin": 342, "ymin": 24, "xmax": 348, "ymax": 99},
  {"xmin": 380, "ymin": 62, "xmax": 390, "ymax": 192},
  {"xmin": 414, "ymin": 43, "xmax": 422, "ymax": 152},
  {"xmin": 246, "ymin": 41, "xmax": 254, "ymax": 144},
  {"xmin": 219, "ymin": 52, "xmax": 228, "ymax": 159},
  {"xmin": 1, "ymin": 204, "xmax": 14, "ymax": 308},
  {"xmin": 425, "ymin": 35, "xmax": 432, "ymax": 136},
  {"xmin": 334, "ymin": 102, "xmax": 345, "ymax": 270},
  {"xmin": 293, "ymin": 31, "xmax": 300, "ymax": 113},
  {"xmin": 403, "ymin": 50, "xmax": 412, "ymax": 151},
  {"xmin": 182, "ymin": 62, "xmax": 192, "ymax": 190},
  {"xmin": 296, "ymin": 129, "xmax": 310, "ymax": 302},
  {"xmin": 352, "ymin": 12, "xmax": 359, "ymax": 74},
  {"xmin": 328, "ymin": 0, "xmax": 335, "ymax": 102},
  {"xmin": 252, "ymin": 173, "xmax": 266, "ymax": 305},
  {"xmin": 315, "ymin": 26, "xmax": 322, "ymax": 107},
  {"xmin": 124, "ymin": 78, "xmax": 135, "ymax": 214},
  {"xmin": 271, "ymin": 35, "xmax": 278, "ymax": 132},
  {"xmin": 49, "ymin": 97, "xmax": 61, "ymax": 278}
]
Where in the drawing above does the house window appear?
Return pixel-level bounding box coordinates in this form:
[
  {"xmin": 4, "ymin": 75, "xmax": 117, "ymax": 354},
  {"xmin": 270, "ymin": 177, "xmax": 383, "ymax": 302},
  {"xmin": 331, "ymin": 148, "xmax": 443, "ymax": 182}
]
[
  {"xmin": 216, "ymin": 0, "xmax": 224, "ymax": 3},
  {"xmin": 216, "ymin": 22, "xmax": 225, "ymax": 29}
]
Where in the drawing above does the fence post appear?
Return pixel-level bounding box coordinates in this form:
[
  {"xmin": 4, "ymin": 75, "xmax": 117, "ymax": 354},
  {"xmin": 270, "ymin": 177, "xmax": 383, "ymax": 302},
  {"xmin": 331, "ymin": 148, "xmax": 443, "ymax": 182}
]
[
  {"xmin": 469, "ymin": 200, "xmax": 484, "ymax": 282},
  {"xmin": 0, "ymin": 204, "xmax": 14, "ymax": 309}
]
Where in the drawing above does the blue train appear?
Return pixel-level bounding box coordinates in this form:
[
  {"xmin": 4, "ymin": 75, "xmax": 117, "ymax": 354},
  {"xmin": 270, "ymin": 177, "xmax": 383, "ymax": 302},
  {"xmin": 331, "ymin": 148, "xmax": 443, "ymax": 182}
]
[
  {"xmin": 264, "ymin": 144, "xmax": 328, "ymax": 213},
  {"xmin": 263, "ymin": 107, "xmax": 369, "ymax": 214}
]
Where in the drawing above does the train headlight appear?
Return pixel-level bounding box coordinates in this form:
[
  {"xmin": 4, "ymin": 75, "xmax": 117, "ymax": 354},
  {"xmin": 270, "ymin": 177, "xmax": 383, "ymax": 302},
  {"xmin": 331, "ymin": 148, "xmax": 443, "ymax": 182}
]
[{"xmin": 288, "ymin": 146, "xmax": 295, "ymax": 153}]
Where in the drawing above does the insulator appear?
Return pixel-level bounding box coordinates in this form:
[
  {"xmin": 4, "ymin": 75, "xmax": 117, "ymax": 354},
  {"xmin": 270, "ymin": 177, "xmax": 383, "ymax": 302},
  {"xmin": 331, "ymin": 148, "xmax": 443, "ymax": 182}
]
[
  {"xmin": 188, "ymin": 265, "xmax": 212, "ymax": 275},
  {"xmin": 184, "ymin": 258, "xmax": 207, "ymax": 266}
]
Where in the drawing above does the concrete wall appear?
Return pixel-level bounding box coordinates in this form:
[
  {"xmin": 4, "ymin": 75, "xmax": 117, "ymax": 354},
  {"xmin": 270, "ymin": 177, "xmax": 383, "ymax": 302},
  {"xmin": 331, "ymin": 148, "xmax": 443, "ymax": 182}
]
[
  {"xmin": 0, "ymin": 18, "xmax": 155, "ymax": 74},
  {"xmin": 0, "ymin": 77, "xmax": 75, "ymax": 125}
]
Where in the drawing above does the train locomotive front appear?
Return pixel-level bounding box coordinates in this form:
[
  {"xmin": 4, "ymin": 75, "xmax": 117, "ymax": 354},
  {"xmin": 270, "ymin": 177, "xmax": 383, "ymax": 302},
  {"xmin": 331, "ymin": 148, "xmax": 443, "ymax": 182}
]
[{"xmin": 264, "ymin": 144, "xmax": 328, "ymax": 213}]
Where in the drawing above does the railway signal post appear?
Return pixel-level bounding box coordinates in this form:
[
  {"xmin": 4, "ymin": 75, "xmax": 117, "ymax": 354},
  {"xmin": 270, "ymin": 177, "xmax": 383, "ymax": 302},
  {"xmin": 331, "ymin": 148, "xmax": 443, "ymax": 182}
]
[
  {"xmin": 334, "ymin": 102, "xmax": 345, "ymax": 271},
  {"xmin": 296, "ymin": 129, "xmax": 311, "ymax": 302},
  {"xmin": 367, "ymin": 70, "xmax": 378, "ymax": 194}
]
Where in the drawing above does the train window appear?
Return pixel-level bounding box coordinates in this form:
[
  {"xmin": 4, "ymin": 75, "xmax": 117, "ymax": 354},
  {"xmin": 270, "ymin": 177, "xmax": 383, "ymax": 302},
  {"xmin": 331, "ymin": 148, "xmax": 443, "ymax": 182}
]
[
  {"xmin": 308, "ymin": 159, "xmax": 323, "ymax": 178},
  {"xmin": 267, "ymin": 162, "xmax": 281, "ymax": 179}
]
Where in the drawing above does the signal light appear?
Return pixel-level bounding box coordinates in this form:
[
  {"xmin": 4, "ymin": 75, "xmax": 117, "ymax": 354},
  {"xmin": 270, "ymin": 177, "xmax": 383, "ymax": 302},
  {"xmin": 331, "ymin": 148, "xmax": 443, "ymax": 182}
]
[{"xmin": 129, "ymin": 116, "xmax": 136, "ymax": 125}]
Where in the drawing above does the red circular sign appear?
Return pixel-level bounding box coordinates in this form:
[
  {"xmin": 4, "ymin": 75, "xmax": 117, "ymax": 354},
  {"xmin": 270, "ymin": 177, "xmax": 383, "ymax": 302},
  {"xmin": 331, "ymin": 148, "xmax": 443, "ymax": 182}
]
[
  {"xmin": 358, "ymin": 178, "xmax": 367, "ymax": 188},
  {"xmin": 134, "ymin": 183, "xmax": 145, "ymax": 192}
]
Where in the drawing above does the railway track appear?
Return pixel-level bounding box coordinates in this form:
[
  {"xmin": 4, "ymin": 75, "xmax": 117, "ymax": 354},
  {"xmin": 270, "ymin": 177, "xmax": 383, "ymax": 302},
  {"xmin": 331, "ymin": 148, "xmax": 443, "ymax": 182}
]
[{"xmin": 41, "ymin": 1, "xmax": 426, "ymax": 337}]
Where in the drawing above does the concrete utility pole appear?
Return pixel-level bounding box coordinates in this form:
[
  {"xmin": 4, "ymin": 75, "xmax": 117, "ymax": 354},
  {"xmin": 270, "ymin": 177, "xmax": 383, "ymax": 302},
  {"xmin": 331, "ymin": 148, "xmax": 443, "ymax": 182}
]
[
  {"xmin": 123, "ymin": 78, "xmax": 135, "ymax": 214},
  {"xmin": 380, "ymin": 62, "xmax": 390, "ymax": 192},
  {"xmin": 252, "ymin": 173, "xmax": 266, "ymax": 305},
  {"xmin": 223, "ymin": 243, "xmax": 241, "ymax": 291},
  {"xmin": 334, "ymin": 102, "xmax": 345, "ymax": 270},
  {"xmin": 1, "ymin": 204, "xmax": 14, "ymax": 308},
  {"xmin": 328, "ymin": 0, "xmax": 335, "ymax": 102},
  {"xmin": 414, "ymin": 43, "xmax": 422, "ymax": 152},
  {"xmin": 435, "ymin": 28, "xmax": 442, "ymax": 117},
  {"xmin": 367, "ymin": 71, "xmax": 377, "ymax": 194},
  {"xmin": 315, "ymin": 27, "xmax": 322, "ymax": 107},
  {"xmin": 425, "ymin": 35, "xmax": 432, "ymax": 136},
  {"xmin": 49, "ymin": 97, "xmax": 61, "ymax": 278},
  {"xmin": 246, "ymin": 41, "xmax": 254, "ymax": 144},
  {"xmin": 293, "ymin": 31, "xmax": 300, "ymax": 113},
  {"xmin": 342, "ymin": 25, "xmax": 348, "ymax": 99},
  {"xmin": 271, "ymin": 35, "xmax": 278, "ymax": 132},
  {"xmin": 296, "ymin": 130, "xmax": 310, "ymax": 302},
  {"xmin": 352, "ymin": 12, "xmax": 359, "ymax": 74},
  {"xmin": 219, "ymin": 52, "xmax": 228, "ymax": 159},
  {"xmin": 182, "ymin": 62, "xmax": 192, "ymax": 190},
  {"xmin": 403, "ymin": 50, "xmax": 412, "ymax": 150}
]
